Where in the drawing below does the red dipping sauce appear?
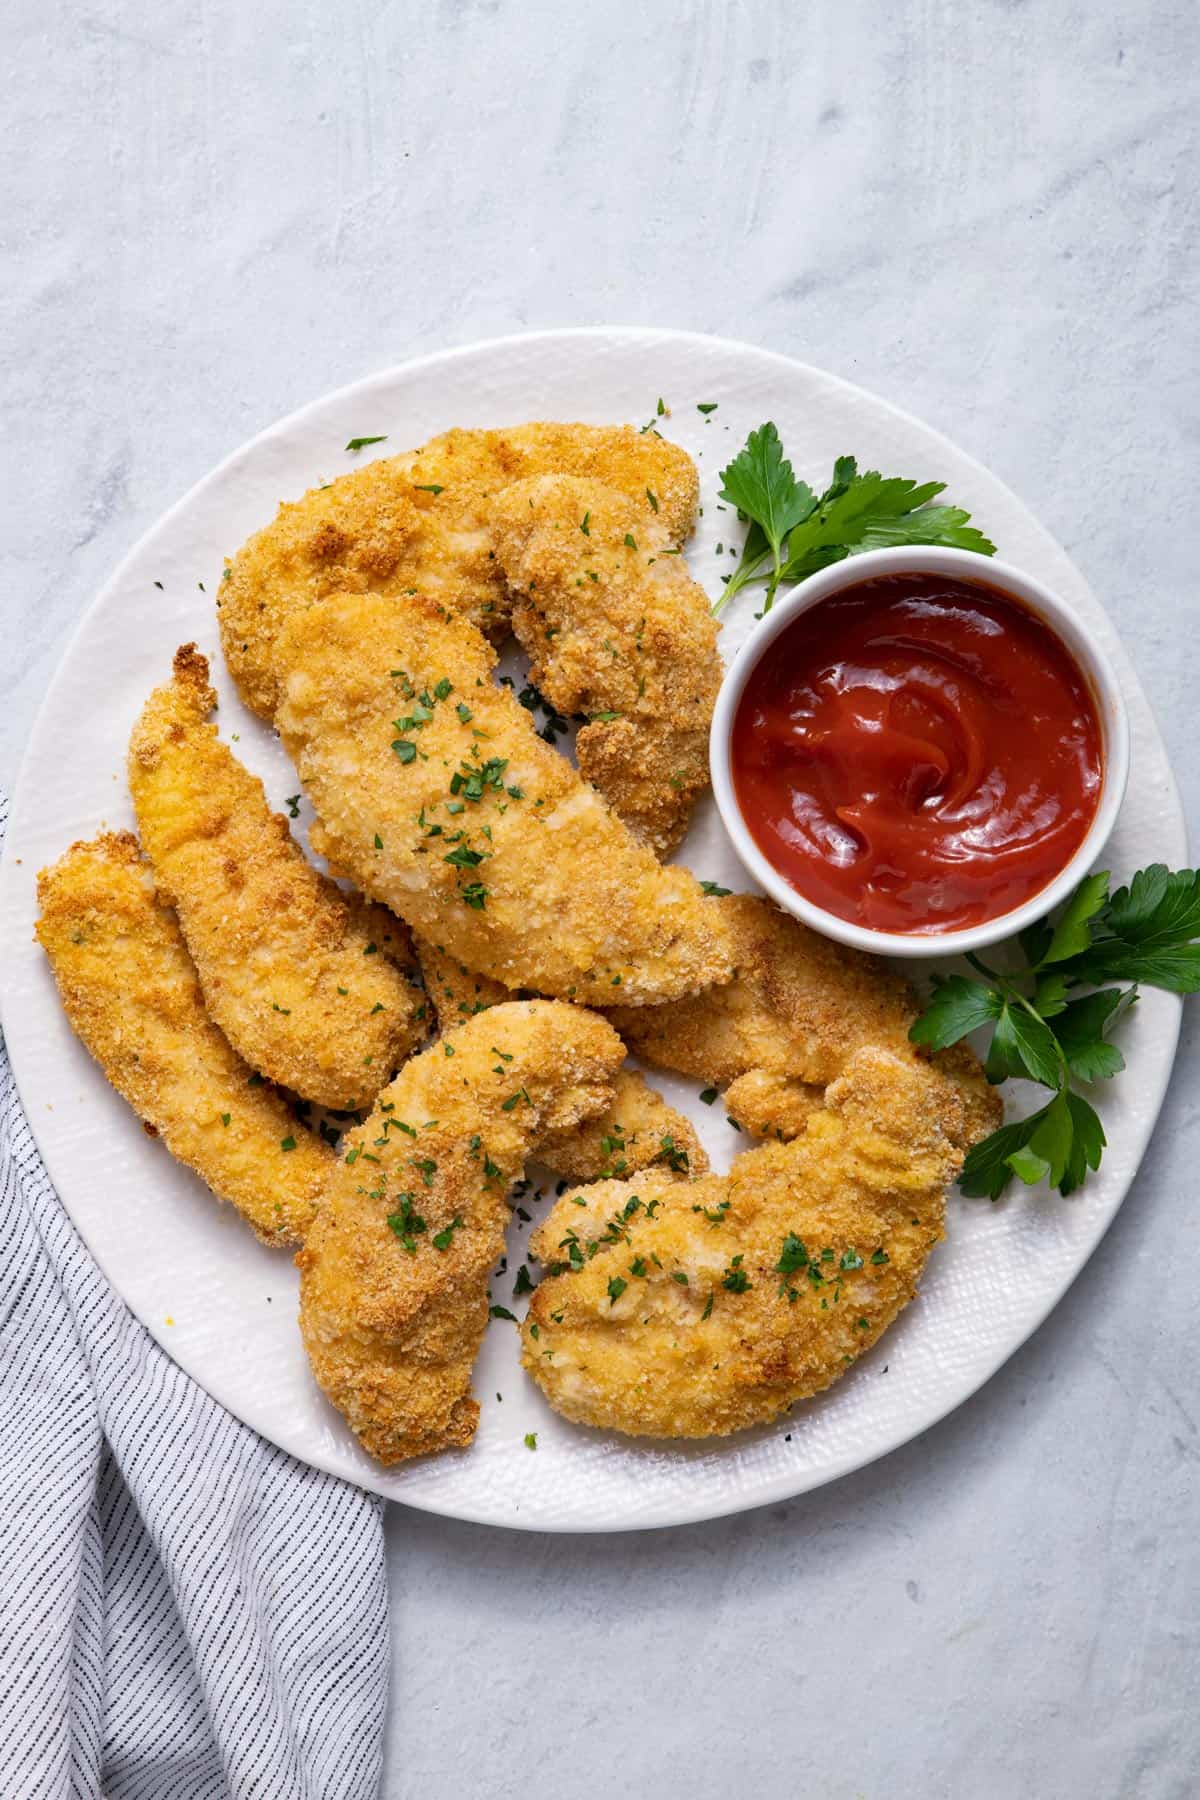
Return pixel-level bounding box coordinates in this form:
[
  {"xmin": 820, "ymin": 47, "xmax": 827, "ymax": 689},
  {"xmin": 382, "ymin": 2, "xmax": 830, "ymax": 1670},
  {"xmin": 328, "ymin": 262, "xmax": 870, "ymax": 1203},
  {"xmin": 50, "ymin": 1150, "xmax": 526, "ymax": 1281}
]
[{"xmin": 731, "ymin": 572, "xmax": 1104, "ymax": 935}]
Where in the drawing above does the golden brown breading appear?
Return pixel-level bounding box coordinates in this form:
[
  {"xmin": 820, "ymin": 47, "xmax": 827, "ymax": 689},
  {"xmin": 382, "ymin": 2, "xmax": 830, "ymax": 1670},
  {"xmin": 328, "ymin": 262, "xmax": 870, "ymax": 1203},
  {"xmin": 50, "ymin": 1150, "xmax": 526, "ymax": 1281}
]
[
  {"xmin": 491, "ymin": 475, "xmax": 721, "ymax": 856},
  {"xmin": 411, "ymin": 934, "xmax": 706, "ymax": 1181},
  {"xmin": 521, "ymin": 1047, "xmax": 960, "ymax": 1439},
  {"xmin": 535, "ymin": 1070, "xmax": 707, "ymax": 1183},
  {"xmin": 411, "ymin": 934, "xmax": 520, "ymax": 1024},
  {"xmin": 609, "ymin": 893, "xmax": 1000, "ymax": 1151},
  {"xmin": 219, "ymin": 423, "xmax": 700, "ymax": 721},
  {"xmin": 128, "ymin": 645, "xmax": 426, "ymax": 1109},
  {"xmin": 36, "ymin": 832, "xmax": 330, "ymax": 1245},
  {"xmin": 274, "ymin": 592, "xmax": 733, "ymax": 1007},
  {"xmin": 296, "ymin": 1000, "xmax": 626, "ymax": 1463},
  {"xmin": 721, "ymin": 1068, "xmax": 824, "ymax": 1141}
]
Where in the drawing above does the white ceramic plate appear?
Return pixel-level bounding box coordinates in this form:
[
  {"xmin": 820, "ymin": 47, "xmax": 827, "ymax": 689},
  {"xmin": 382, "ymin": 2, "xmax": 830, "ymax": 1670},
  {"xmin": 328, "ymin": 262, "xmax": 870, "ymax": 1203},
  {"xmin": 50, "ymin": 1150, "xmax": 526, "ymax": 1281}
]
[{"xmin": 0, "ymin": 330, "xmax": 1184, "ymax": 1531}]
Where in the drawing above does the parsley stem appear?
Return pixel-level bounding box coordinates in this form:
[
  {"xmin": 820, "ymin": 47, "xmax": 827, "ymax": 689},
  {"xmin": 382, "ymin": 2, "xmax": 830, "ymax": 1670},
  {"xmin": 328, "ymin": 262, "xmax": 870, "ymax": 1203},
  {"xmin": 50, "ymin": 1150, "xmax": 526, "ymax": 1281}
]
[
  {"xmin": 763, "ymin": 539, "xmax": 783, "ymax": 614},
  {"xmin": 711, "ymin": 548, "xmax": 770, "ymax": 617}
]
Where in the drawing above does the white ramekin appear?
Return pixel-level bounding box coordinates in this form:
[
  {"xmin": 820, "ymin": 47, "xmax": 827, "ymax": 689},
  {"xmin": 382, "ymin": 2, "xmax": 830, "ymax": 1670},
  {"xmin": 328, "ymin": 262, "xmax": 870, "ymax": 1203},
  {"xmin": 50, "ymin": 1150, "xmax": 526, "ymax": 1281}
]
[{"xmin": 709, "ymin": 545, "xmax": 1130, "ymax": 959}]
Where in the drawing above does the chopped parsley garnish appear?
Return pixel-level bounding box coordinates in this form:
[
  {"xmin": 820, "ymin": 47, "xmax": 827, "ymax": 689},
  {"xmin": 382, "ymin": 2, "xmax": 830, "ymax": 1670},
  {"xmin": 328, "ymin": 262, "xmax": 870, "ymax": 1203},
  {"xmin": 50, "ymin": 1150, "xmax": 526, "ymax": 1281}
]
[
  {"xmin": 414, "ymin": 483, "xmax": 445, "ymax": 495},
  {"xmin": 431, "ymin": 1215, "xmax": 464, "ymax": 1251},
  {"xmin": 722, "ymin": 1255, "xmax": 752, "ymax": 1293},
  {"xmin": 284, "ymin": 795, "xmax": 301, "ymax": 817},
  {"xmin": 654, "ymin": 1135, "xmax": 690, "ymax": 1173},
  {"xmin": 607, "ymin": 1275, "xmax": 628, "ymax": 1305},
  {"xmin": 524, "ymin": 1432, "xmax": 538, "ymax": 1450},
  {"xmin": 700, "ymin": 881, "xmax": 731, "ymax": 897},
  {"xmin": 699, "ymin": 1087, "xmax": 719, "ymax": 1106},
  {"xmin": 345, "ymin": 435, "xmax": 388, "ymax": 451},
  {"xmin": 280, "ymin": 1135, "xmax": 296, "ymax": 1152},
  {"xmin": 387, "ymin": 1193, "xmax": 427, "ymax": 1251},
  {"xmin": 490, "ymin": 1305, "xmax": 518, "ymax": 1322},
  {"xmin": 775, "ymin": 1234, "xmax": 808, "ymax": 1274}
]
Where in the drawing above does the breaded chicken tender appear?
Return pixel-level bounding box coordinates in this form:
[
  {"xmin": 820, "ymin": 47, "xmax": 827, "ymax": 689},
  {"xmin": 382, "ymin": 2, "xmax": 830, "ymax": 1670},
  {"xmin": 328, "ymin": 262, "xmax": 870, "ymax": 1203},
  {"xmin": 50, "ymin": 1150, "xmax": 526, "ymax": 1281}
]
[
  {"xmin": 128, "ymin": 646, "xmax": 427, "ymax": 1109},
  {"xmin": 609, "ymin": 894, "xmax": 1000, "ymax": 1151},
  {"xmin": 36, "ymin": 833, "xmax": 330, "ymax": 1244},
  {"xmin": 219, "ymin": 423, "xmax": 699, "ymax": 721},
  {"xmin": 412, "ymin": 934, "xmax": 706, "ymax": 1181},
  {"xmin": 491, "ymin": 475, "xmax": 721, "ymax": 856},
  {"xmin": 297, "ymin": 1001, "xmax": 625, "ymax": 1463},
  {"xmin": 522, "ymin": 1047, "xmax": 960, "ymax": 1439},
  {"xmin": 274, "ymin": 592, "xmax": 733, "ymax": 1007}
]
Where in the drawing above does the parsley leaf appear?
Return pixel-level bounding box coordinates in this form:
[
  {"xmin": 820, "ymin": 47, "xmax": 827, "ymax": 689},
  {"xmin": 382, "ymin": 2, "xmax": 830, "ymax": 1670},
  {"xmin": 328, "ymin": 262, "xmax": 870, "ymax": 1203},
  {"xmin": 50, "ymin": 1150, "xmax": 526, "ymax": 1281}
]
[
  {"xmin": 717, "ymin": 423, "xmax": 815, "ymax": 613},
  {"xmin": 1053, "ymin": 989, "xmax": 1131, "ymax": 1081},
  {"xmin": 345, "ymin": 435, "xmax": 387, "ymax": 451},
  {"xmin": 985, "ymin": 1000, "xmax": 1062, "ymax": 1089},
  {"xmin": 958, "ymin": 1113, "xmax": 1044, "ymax": 1200},
  {"xmin": 1066, "ymin": 867, "xmax": 1200, "ymax": 991},
  {"xmin": 1042, "ymin": 871, "xmax": 1110, "ymax": 964},
  {"xmin": 1060, "ymin": 1092, "xmax": 1106, "ymax": 1195},
  {"xmin": 908, "ymin": 976, "xmax": 1002, "ymax": 1050},
  {"xmin": 779, "ymin": 462, "xmax": 995, "ymax": 585}
]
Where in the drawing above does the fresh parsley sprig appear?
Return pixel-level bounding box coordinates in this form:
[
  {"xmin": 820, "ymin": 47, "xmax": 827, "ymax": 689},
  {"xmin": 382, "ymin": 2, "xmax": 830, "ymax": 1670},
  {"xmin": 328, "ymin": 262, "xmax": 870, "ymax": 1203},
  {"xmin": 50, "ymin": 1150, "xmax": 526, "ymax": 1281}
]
[
  {"xmin": 714, "ymin": 423, "xmax": 996, "ymax": 616},
  {"xmin": 909, "ymin": 866, "xmax": 1200, "ymax": 1199}
]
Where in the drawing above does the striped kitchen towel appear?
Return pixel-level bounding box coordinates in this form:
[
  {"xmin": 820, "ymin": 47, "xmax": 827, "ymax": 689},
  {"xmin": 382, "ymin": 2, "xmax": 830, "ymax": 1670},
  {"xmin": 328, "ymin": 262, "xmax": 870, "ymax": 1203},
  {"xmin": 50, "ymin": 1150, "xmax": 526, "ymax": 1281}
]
[{"xmin": 0, "ymin": 798, "xmax": 389, "ymax": 1799}]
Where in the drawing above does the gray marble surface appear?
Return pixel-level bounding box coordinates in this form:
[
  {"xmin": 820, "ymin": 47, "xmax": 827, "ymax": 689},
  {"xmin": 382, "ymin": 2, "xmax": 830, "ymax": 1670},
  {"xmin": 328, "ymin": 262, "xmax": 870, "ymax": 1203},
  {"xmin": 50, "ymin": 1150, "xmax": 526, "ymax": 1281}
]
[{"xmin": 5, "ymin": 2, "xmax": 1198, "ymax": 1795}]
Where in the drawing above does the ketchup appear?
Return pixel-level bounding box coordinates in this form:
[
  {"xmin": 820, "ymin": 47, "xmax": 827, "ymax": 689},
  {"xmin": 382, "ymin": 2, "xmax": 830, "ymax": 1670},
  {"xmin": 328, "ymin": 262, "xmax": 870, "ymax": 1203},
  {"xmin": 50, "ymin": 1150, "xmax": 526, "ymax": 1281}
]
[{"xmin": 730, "ymin": 572, "xmax": 1103, "ymax": 935}]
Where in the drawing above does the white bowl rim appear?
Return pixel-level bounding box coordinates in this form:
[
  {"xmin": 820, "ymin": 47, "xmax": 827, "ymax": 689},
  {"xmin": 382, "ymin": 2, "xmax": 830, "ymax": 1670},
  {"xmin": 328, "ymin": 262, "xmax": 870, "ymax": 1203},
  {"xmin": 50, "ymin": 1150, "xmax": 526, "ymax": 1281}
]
[{"xmin": 709, "ymin": 544, "xmax": 1132, "ymax": 959}]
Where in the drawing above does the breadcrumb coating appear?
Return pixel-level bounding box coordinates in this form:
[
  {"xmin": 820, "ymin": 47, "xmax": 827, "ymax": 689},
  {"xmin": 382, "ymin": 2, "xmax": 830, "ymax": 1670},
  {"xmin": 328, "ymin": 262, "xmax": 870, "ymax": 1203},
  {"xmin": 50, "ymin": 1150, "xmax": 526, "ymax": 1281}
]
[
  {"xmin": 273, "ymin": 591, "xmax": 733, "ymax": 1007},
  {"xmin": 296, "ymin": 1000, "xmax": 626, "ymax": 1463},
  {"xmin": 521, "ymin": 1047, "xmax": 961, "ymax": 1439},
  {"xmin": 128, "ymin": 645, "xmax": 426, "ymax": 1108},
  {"xmin": 491, "ymin": 475, "xmax": 720, "ymax": 856},
  {"xmin": 219, "ymin": 422, "xmax": 699, "ymax": 721},
  {"xmin": 412, "ymin": 934, "xmax": 707, "ymax": 1182},
  {"xmin": 36, "ymin": 832, "xmax": 330, "ymax": 1245},
  {"xmin": 609, "ymin": 893, "xmax": 1000, "ymax": 1151}
]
